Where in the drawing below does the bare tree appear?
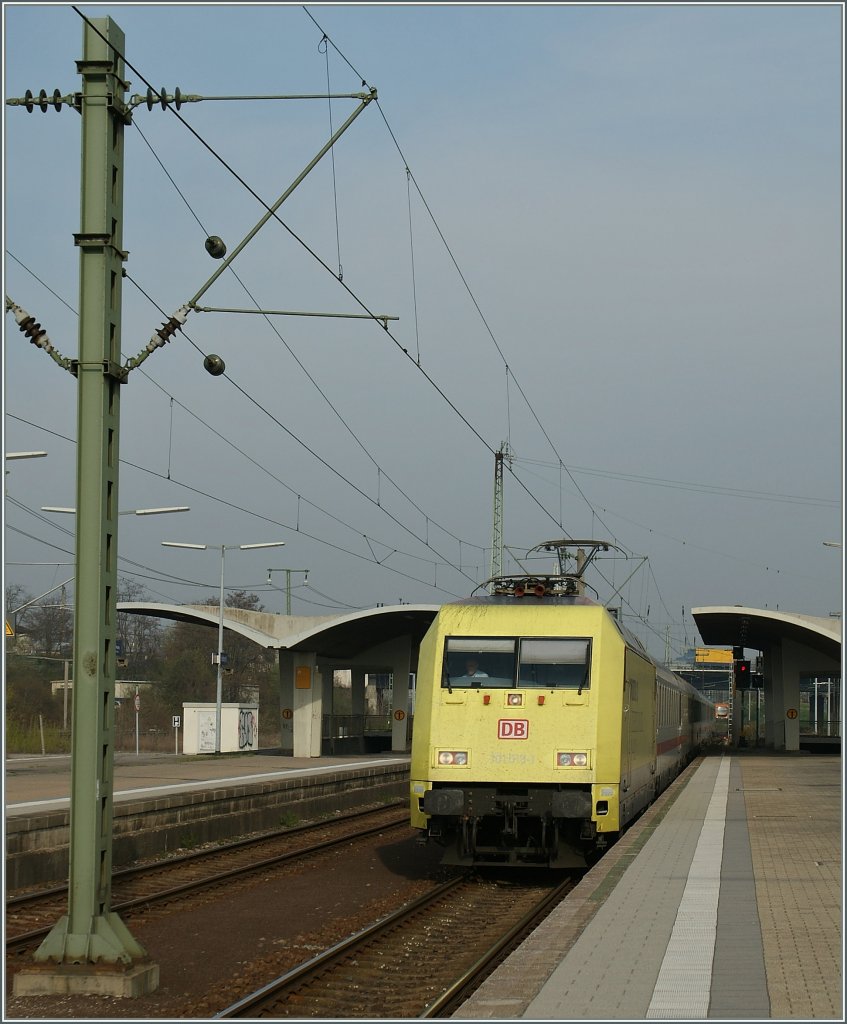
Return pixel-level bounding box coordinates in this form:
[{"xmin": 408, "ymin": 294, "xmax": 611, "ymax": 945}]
[
  {"xmin": 116, "ymin": 577, "xmax": 164, "ymax": 677},
  {"xmin": 26, "ymin": 587, "xmax": 73, "ymax": 658}
]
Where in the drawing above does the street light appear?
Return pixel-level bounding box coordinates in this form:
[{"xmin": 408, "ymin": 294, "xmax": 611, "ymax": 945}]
[
  {"xmin": 5, "ymin": 450, "xmax": 48, "ymax": 476},
  {"xmin": 42, "ymin": 505, "xmax": 190, "ymax": 516},
  {"xmin": 162, "ymin": 540, "xmax": 284, "ymax": 752},
  {"xmin": 14, "ymin": 507, "xmax": 190, "ymax": 623},
  {"xmin": 267, "ymin": 566, "xmax": 310, "ymax": 615}
]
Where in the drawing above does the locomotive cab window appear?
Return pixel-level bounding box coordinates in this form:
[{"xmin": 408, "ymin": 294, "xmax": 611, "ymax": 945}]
[
  {"xmin": 443, "ymin": 637, "xmax": 515, "ymax": 687},
  {"xmin": 519, "ymin": 639, "xmax": 591, "ymax": 689},
  {"xmin": 443, "ymin": 636, "xmax": 591, "ymax": 689}
]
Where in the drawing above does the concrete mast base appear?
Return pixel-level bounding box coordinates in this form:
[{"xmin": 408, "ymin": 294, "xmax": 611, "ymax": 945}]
[{"xmin": 13, "ymin": 960, "xmax": 159, "ymax": 998}]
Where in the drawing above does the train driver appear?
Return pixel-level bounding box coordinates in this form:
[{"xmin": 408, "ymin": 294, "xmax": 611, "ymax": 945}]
[{"xmin": 464, "ymin": 658, "xmax": 489, "ymax": 680}]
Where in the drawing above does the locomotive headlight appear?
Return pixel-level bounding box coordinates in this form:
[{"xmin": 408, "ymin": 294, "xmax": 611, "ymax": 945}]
[
  {"xmin": 437, "ymin": 750, "xmax": 469, "ymax": 766},
  {"xmin": 507, "ymin": 692, "xmax": 523, "ymax": 707},
  {"xmin": 557, "ymin": 751, "xmax": 588, "ymax": 767}
]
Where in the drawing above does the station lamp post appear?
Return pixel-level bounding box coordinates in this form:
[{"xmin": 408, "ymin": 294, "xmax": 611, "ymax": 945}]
[
  {"xmin": 5, "ymin": 450, "xmax": 48, "ymax": 460},
  {"xmin": 162, "ymin": 540, "xmax": 284, "ymax": 752},
  {"xmin": 5, "ymin": 451, "xmax": 47, "ymax": 479},
  {"xmin": 43, "ymin": 505, "xmax": 190, "ymax": 516}
]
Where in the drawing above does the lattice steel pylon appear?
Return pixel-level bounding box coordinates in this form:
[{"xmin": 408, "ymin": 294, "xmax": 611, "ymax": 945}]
[{"xmin": 490, "ymin": 442, "xmax": 512, "ymax": 585}]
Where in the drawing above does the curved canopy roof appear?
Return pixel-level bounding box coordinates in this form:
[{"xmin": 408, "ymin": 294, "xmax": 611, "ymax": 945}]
[
  {"xmin": 118, "ymin": 601, "xmax": 440, "ymax": 658},
  {"xmin": 691, "ymin": 606, "xmax": 841, "ymax": 662},
  {"xmin": 282, "ymin": 605, "xmax": 440, "ymax": 658}
]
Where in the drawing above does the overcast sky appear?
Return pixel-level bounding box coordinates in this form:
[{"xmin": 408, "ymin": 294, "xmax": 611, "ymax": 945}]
[{"xmin": 3, "ymin": 2, "xmax": 843, "ymax": 663}]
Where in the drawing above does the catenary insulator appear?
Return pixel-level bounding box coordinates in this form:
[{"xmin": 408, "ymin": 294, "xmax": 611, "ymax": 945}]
[
  {"xmin": 8, "ymin": 300, "xmax": 53, "ymax": 353},
  {"xmin": 145, "ymin": 304, "xmax": 190, "ymax": 352}
]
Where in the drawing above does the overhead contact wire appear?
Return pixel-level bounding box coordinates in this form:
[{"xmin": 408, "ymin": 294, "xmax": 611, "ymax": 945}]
[
  {"xmin": 6, "ymin": 251, "xmax": 474, "ymax": 582},
  {"xmin": 72, "ymin": 9, "xmax": 493, "ymax": 544},
  {"xmin": 8, "ymin": 415, "xmax": 466, "ymax": 597},
  {"xmin": 68, "ymin": 10, "xmax": 711, "ymax": 638}
]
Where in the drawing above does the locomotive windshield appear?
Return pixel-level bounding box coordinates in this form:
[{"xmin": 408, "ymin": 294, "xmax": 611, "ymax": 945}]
[
  {"xmin": 443, "ymin": 636, "xmax": 591, "ymax": 689},
  {"xmin": 519, "ymin": 639, "xmax": 590, "ymax": 687}
]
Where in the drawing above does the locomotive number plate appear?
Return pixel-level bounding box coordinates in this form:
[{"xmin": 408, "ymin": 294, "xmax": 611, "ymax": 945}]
[{"xmin": 498, "ymin": 719, "xmax": 529, "ymax": 739}]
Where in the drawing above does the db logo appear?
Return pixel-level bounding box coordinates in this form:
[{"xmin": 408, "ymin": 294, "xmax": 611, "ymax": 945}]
[{"xmin": 498, "ymin": 719, "xmax": 529, "ymax": 739}]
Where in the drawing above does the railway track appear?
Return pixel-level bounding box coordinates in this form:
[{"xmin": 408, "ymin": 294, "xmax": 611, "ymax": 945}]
[
  {"xmin": 216, "ymin": 872, "xmax": 576, "ymax": 1018},
  {"xmin": 6, "ymin": 802, "xmax": 408, "ymax": 957}
]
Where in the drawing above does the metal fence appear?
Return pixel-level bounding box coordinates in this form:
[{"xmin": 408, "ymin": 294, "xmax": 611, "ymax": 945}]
[
  {"xmin": 322, "ymin": 714, "xmax": 393, "ymax": 739},
  {"xmin": 800, "ymin": 719, "xmax": 841, "ymax": 738}
]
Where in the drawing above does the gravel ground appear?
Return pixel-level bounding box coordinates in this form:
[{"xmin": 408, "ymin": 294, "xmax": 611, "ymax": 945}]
[{"xmin": 5, "ymin": 826, "xmax": 449, "ymax": 1020}]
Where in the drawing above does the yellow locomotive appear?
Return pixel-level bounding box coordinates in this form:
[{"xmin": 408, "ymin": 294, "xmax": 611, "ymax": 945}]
[{"xmin": 410, "ymin": 540, "xmax": 715, "ymax": 867}]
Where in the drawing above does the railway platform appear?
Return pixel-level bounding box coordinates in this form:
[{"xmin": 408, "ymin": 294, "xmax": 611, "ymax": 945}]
[
  {"xmin": 453, "ymin": 751, "xmax": 842, "ymax": 1021},
  {"xmin": 4, "ymin": 750, "xmax": 409, "ymax": 889},
  {"xmin": 4, "ymin": 749, "xmax": 410, "ymax": 814}
]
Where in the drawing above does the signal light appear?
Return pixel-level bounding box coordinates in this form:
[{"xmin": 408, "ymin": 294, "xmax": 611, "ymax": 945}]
[{"xmin": 734, "ymin": 659, "xmax": 751, "ymax": 687}]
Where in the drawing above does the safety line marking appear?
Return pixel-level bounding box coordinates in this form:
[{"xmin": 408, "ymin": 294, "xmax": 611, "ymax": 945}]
[{"xmin": 646, "ymin": 755, "xmax": 730, "ymax": 1019}]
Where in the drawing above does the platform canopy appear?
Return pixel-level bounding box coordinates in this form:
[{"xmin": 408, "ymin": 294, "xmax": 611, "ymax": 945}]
[
  {"xmin": 117, "ymin": 601, "xmax": 440, "ymax": 656},
  {"xmin": 280, "ymin": 606, "xmax": 439, "ymax": 658},
  {"xmin": 691, "ymin": 606, "xmax": 841, "ymax": 662}
]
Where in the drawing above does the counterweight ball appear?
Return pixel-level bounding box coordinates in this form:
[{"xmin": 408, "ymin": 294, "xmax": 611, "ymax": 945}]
[
  {"xmin": 203, "ymin": 354, "xmax": 226, "ymax": 376},
  {"xmin": 205, "ymin": 235, "xmax": 227, "ymax": 259}
]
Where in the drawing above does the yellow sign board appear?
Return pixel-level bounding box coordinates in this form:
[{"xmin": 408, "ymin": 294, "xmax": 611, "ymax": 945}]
[
  {"xmin": 694, "ymin": 647, "xmax": 733, "ymax": 664},
  {"xmin": 5, "ymin": 619, "xmax": 13, "ymax": 637}
]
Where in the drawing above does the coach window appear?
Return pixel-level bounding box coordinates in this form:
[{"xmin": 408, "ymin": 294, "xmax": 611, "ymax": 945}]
[
  {"xmin": 518, "ymin": 638, "xmax": 591, "ymax": 689},
  {"xmin": 443, "ymin": 637, "xmax": 515, "ymax": 688}
]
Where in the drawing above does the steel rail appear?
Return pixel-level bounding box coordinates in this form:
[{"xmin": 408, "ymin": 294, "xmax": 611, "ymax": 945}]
[
  {"xmin": 6, "ymin": 806, "xmax": 409, "ymax": 958},
  {"xmin": 7, "ymin": 800, "xmax": 405, "ymax": 909},
  {"xmin": 419, "ymin": 876, "xmax": 575, "ymax": 1016},
  {"xmin": 215, "ymin": 875, "xmax": 468, "ymax": 1018}
]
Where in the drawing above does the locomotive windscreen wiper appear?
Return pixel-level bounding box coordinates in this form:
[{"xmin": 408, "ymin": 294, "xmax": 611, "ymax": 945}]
[{"xmin": 577, "ymin": 664, "xmax": 590, "ymax": 696}]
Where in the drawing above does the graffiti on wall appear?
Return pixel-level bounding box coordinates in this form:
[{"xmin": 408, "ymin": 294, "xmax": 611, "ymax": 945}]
[{"xmin": 238, "ymin": 708, "xmax": 257, "ymax": 750}]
